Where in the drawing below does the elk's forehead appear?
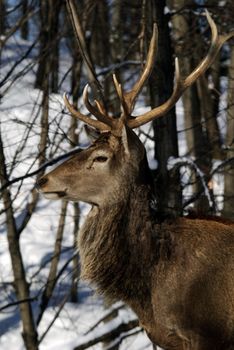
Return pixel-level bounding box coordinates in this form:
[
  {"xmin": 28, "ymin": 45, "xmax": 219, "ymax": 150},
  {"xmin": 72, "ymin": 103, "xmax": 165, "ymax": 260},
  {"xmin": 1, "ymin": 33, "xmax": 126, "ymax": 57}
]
[
  {"xmin": 71, "ymin": 139, "xmax": 116, "ymax": 162},
  {"xmin": 92, "ymin": 133, "xmax": 121, "ymax": 150}
]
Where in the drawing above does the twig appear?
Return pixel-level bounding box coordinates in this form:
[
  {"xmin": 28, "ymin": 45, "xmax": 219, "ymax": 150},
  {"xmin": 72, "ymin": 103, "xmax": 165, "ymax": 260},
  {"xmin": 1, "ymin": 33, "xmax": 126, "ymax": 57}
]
[
  {"xmin": 85, "ymin": 302, "xmax": 125, "ymax": 335},
  {"xmin": 168, "ymin": 157, "xmax": 215, "ymax": 209},
  {"xmin": 0, "ymin": 296, "xmax": 38, "ymax": 312},
  {"xmin": 38, "ymin": 293, "xmax": 69, "ymax": 344},
  {"xmin": 183, "ymin": 157, "xmax": 234, "ymax": 209},
  {"xmin": 73, "ymin": 318, "xmax": 139, "ymax": 350},
  {"xmin": 105, "ymin": 328, "xmax": 143, "ymax": 350}
]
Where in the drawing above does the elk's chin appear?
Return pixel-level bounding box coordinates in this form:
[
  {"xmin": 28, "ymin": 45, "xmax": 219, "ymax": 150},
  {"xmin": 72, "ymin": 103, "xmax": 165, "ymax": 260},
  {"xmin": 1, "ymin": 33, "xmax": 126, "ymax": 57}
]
[{"xmin": 42, "ymin": 191, "xmax": 67, "ymax": 200}]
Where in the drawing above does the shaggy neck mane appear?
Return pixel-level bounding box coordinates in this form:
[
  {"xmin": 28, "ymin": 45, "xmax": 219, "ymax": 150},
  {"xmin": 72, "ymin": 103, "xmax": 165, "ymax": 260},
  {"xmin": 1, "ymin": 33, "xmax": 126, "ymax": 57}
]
[{"xmin": 78, "ymin": 160, "xmax": 161, "ymax": 305}]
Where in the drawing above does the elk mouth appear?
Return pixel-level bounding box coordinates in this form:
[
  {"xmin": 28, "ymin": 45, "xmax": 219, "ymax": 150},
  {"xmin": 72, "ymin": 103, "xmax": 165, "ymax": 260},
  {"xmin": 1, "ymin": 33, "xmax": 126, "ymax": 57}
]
[{"xmin": 42, "ymin": 190, "xmax": 67, "ymax": 200}]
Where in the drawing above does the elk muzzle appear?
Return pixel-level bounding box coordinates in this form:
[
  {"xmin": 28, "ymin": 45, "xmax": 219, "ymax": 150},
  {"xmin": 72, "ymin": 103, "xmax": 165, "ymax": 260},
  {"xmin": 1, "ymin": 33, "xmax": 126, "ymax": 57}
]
[{"xmin": 36, "ymin": 175, "xmax": 67, "ymax": 200}]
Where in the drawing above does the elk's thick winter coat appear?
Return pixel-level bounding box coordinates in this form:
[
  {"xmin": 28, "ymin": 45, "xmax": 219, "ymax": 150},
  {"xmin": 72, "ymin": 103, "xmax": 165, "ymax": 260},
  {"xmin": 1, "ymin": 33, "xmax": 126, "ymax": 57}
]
[{"xmin": 37, "ymin": 8, "xmax": 234, "ymax": 350}]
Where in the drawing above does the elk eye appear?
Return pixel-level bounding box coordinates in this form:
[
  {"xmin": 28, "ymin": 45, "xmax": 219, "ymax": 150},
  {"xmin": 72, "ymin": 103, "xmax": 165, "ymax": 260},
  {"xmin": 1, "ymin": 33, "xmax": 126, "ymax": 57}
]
[{"xmin": 94, "ymin": 156, "xmax": 108, "ymax": 163}]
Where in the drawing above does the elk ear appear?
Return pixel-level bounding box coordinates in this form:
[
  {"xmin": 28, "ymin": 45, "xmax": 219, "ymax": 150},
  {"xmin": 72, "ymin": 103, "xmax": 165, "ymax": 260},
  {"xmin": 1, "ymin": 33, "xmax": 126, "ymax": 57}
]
[
  {"xmin": 84, "ymin": 125, "xmax": 100, "ymax": 142},
  {"xmin": 121, "ymin": 125, "xmax": 130, "ymax": 157}
]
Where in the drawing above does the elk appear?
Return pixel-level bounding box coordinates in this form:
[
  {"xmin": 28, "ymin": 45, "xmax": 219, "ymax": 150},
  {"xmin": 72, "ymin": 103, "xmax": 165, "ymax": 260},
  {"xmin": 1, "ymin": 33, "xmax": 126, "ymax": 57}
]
[{"xmin": 37, "ymin": 12, "xmax": 234, "ymax": 350}]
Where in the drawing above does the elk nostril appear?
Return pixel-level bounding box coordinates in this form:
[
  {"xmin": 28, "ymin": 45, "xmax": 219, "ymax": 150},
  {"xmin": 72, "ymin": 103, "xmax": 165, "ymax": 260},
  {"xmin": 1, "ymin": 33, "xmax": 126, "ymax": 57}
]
[{"xmin": 37, "ymin": 177, "xmax": 48, "ymax": 189}]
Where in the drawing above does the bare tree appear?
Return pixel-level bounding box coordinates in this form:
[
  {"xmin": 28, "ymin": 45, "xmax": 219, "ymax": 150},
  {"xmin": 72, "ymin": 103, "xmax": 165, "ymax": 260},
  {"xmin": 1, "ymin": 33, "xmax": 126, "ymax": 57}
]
[
  {"xmin": 0, "ymin": 0, "xmax": 6, "ymax": 36},
  {"xmin": 0, "ymin": 132, "xmax": 39, "ymax": 349},
  {"xmin": 223, "ymin": 44, "xmax": 234, "ymax": 218},
  {"xmin": 21, "ymin": 0, "xmax": 29, "ymax": 40},
  {"xmin": 35, "ymin": 0, "xmax": 62, "ymax": 93},
  {"xmin": 147, "ymin": 0, "xmax": 182, "ymax": 218}
]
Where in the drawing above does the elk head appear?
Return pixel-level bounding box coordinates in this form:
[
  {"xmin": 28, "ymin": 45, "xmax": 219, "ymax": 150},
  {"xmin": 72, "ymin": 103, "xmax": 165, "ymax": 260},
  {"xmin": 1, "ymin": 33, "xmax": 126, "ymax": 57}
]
[
  {"xmin": 37, "ymin": 12, "xmax": 234, "ymax": 206},
  {"xmin": 37, "ymin": 128, "xmax": 146, "ymax": 205}
]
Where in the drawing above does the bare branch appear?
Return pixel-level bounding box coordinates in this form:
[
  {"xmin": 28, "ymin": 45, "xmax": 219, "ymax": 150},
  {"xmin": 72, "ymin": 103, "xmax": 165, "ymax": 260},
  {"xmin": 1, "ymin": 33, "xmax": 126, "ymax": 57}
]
[{"xmin": 73, "ymin": 319, "xmax": 139, "ymax": 350}]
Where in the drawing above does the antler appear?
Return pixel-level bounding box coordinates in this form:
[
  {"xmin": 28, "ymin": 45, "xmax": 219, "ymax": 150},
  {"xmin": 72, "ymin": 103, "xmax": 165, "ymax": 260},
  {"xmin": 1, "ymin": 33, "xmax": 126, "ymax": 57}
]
[
  {"xmin": 127, "ymin": 11, "xmax": 234, "ymax": 129},
  {"xmin": 82, "ymin": 85, "xmax": 114, "ymax": 128},
  {"xmin": 63, "ymin": 22, "xmax": 158, "ymax": 134},
  {"xmin": 113, "ymin": 23, "xmax": 158, "ymax": 116},
  {"xmin": 64, "ymin": 11, "xmax": 234, "ymax": 134},
  {"xmin": 63, "ymin": 93, "xmax": 111, "ymax": 132}
]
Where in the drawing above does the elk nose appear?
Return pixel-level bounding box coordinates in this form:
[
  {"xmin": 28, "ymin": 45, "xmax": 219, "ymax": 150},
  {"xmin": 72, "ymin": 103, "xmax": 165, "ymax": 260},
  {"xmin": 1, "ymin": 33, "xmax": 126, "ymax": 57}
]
[{"xmin": 36, "ymin": 176, "xmax": 48, "ymax": 189}]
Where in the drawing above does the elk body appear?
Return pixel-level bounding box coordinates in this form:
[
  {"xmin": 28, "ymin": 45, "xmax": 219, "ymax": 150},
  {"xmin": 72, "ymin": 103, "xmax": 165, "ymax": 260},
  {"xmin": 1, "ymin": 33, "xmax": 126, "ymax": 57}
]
[{"xmin": 37, "ymin": 11, "xmax": 234, "ymax": 350}]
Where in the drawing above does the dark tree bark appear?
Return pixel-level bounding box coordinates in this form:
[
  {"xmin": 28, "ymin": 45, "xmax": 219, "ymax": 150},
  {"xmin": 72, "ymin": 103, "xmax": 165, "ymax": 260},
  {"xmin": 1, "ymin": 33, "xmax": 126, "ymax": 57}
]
[
  {"xmin": 94, "ymin": 0, "xmax": 120, "ymax": 115},
  {"xmin": 69, "ymin": 59, "xmax": 81, "ymax": 303},
  {"xmin": 0, "ymin": 0, "xmax": 6, "ymax": 36},
  {"xmin": 35, "ymin": 0, "xmax": 50, "ymax": 90},
  {"xmin": 223, "ymin": 44, "xmax": 234, "ymax": 219},
  {"xmin": 35, "ymin": 0, "xmax": 61, "ymax": 93},
  {"xmin": 148, "ymin": 0, "xmax": 182, "ymax": 218},
  {"xmin": 49, "ymin": 0, "xmax": 61, "ymax": 93},
  {"xmin": 21, "ymin": 0, "xmax": 29, "ymax": 40}
]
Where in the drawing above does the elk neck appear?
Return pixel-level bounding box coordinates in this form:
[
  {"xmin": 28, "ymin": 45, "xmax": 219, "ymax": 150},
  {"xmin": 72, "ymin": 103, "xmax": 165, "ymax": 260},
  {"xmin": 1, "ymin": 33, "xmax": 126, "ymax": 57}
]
[{"xmin": 78, "ymin": 154, "xmax": 169, "ymax": 307}]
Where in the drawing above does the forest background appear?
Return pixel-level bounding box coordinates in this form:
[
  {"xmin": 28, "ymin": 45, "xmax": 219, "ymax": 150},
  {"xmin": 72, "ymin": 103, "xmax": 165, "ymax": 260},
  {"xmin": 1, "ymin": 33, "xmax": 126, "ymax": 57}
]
[{"xmin": 0, "ymin": 0, "xmax": 234, "ymax": 349}]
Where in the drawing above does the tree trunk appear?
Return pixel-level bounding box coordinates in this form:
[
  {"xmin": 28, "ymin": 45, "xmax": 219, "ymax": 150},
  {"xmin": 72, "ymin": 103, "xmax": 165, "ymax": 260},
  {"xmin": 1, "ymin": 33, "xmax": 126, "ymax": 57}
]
[
  {"xmin": 70, "ymin": 202, "xmax": 80, "ymax": 302},
  {"xmin": 37, "ymin": 200, "xmax": 68, "ymax": 325},
  {"xmin": 70, "ymin": 62, "xmax": 81, "ymax": 303},
  {"xmin": 223, "ymin": 44, "xmax": 234, "ymax": 219},
  {"xmin": 0, "ymin": 0, "xmax": 6, "ymax": 36},
  {"xmin": 0, "ymin": 132, "xmax": 38, "ymax": 350},
  {"xmin": 49, "ymin": 0, "xmax": 61, "ymax": 93},
  {"xmin": 105, "ymin": 0, "xmax": 121, "ymax": 116},
  {"xmin": 21, "ymin": 0, "xmax": 29, "ymax": 40},
  {"xmin": 35, "ymin": 0, "xmax": 61, "ymax": 93},
  {"xmin": 149, "ymin": 0, "xmax": 182, "ymax": 218},
  {"xmin": 210, "ymin": 52, "xmax": 221, "ymax": 129},
  {"xmin": 169, "ymin": 1, "xmax": 214, "ymax": 213},
  {"xmin": 35, "ymin": 0, "xmax": 49, "ymax": 90}
]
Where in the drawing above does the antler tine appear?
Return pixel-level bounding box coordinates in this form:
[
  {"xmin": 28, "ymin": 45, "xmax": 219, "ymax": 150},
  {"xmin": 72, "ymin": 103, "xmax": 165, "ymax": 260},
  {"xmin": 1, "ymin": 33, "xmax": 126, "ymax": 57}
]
[
  {"xmin": 82, "ymin": 85, "xmax": 113, "ymax": 127},
  {"xmin": 113, "ymin": 74, "xmax": 129, "ymax": 119},
  {"xmin": 63, "ymin": 93, "xmax": 110, "ymax": 132},
  {"xmin": 128, "ymin": 58, "xmax": 182, "ymax": 128},
  {"xmin": 124, "ymin": 23, "xmax": 158, "ymax": 114},
  {"xmin": 184, "ymin": 10, "xmax": 233, "ymax": 88},
  {"xmin": 128, "ymin": 11, "xmax": 234, "ymax": 129},
  {"xmin": 94, "ymin": 100, "xmax": 106, "ymax": 116}
]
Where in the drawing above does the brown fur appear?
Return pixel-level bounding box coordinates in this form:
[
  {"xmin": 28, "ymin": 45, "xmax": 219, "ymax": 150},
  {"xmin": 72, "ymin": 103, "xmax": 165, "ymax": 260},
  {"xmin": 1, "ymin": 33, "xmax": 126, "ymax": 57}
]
[
  {"xmin": 78, "ymin": 184, "xmax": 157, "ymax": 302},
  {"xmin": 79, "ymin": 182, "xmax": 234, "ymax": 349},
  {"xmin": 187, "ymin": 210, "xmax": 234, "ymax": 225},
  {"xmin": 38, "ymin": 129, "xmax": 234, "ymax": 350}
]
